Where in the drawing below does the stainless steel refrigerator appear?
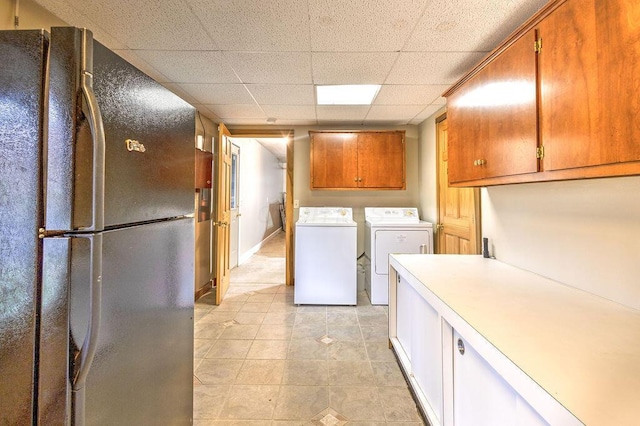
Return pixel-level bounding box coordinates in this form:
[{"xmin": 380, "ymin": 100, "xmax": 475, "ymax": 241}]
[{"xmin": 0, "ymin": 27, "xmax": 195, "ymax": 425}]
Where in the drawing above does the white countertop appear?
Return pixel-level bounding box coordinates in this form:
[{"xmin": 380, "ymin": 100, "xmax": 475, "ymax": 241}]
[{"xmin": 389, "ymin": 254, "xmax": 640, "ymax": 426}]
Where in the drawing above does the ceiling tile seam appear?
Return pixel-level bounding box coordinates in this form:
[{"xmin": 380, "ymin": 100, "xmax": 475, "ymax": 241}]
[
  {"xmin": 115, "ymin": 50, "xmax": 172, "ymax": 83},
  {"xmin": 180, "ymin": 0, "xmax": 220, "ymax": 50},
  {"xmin": 397, "ymin": 0, "xmax": 434, "ymax": 53}
]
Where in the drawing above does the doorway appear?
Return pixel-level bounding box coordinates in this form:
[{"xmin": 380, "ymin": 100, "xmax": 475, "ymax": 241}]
[{"xmin": 214, "ymin": 129, "xmax": 294, "ymax": 305}]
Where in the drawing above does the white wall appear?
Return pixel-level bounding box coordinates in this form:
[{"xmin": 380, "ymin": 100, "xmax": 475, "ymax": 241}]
[
  {"xmin": 481, "ymin": 176, "xmax": 640, "ymax": 311},
  {"xmin": 417, "ymin": 107, "xmax": 446, "ymax": 225},
  {"xmin": 235, "ymin": 138, "xmax": 283, "ymax": 260}
]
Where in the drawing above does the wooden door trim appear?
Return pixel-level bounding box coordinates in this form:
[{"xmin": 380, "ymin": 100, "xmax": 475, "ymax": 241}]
[
  {"xmin": 435, "ymin": 115, "xmax": 482, "ymax": 254},
  {"xmin": 223, "ymin": 127, "xmax": 294, "ymax": 286}
]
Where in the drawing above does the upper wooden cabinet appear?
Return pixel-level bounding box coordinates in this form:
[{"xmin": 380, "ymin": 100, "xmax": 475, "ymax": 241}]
[
  {"xmin": 445, "ymin": 0, "xmax": 640, "ymax": 186},
  {"xmin": 310, "ymin": 131, "xmax": 405, "ymax": 190},
  {"xmin": 447, "ymin": 29, "xmax": 538, "ymax": 183}
]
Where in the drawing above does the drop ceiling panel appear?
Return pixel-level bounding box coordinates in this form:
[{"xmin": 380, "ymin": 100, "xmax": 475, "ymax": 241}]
[
  {"xmin": 308, "ymin": 0, "xmax": 426, "ymax": 51},
  {"xmin": 410, "ymin": 104, "xmax": 445, "ymax": 125},
  {"xmin": 246, "ymin": 84, "xmax": 315, "ymax": 105},
  {"xmin": 365, "ymin": 105, "xmax": 424, "ymax": 122},
  {"xmin": 133, "ymin": 50, "xmax": 241, "ymax": 84},
  {"xmin": 261, "ymin": 105, "xmax": 317, "ymax": 121},
  {"xmin": 58, "ymin": 0, "xmax": 217, "ymax": 50},
  {"xmin": 312, "ymin": 52, "xmax": 399, "ymax": 84},
  {"xmin": 185, "ymin": 0, "xmax": 310, "ymax": 51},
  {"xmin": 207, "ymin": 104, "xmax": 266, "ymax": 120},
  {"xmin": 161, "ymin": 83, "xmax": 200, "ymax": 106},
  {"xmin": 179, "ymin": 84, "xmax": 255, "ymax": 105},
  {"xmin": 34, "ymin": 0, "xmax": 128, "ymax": 49},
  {"xmin": 405, "ymin": 0, "xmax": 547, "ymax": 52},
  {"xmin": 386, "ymin": 52, "xmax": 487, "ymax": 84},
  {"xmin": 112, "ymin": 49, "xmax": 169, "ymax": 83},
  {"xmin": 373, "ymin": 85, "xmax": 452, "ymax": 105},
  {"xmin": 316, "ymin": 106, "xmax": 369, "ymax": 122},
  {"xmin": 224, "ymin": 52, "xmax": 312, "ymax": 84},
  {"xmin": 192, "ymin": 104, "xmax": 221, "ymax": 122}
]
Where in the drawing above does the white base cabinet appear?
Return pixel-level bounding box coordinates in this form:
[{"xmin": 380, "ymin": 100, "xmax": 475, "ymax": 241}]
[
  {"xmin": 453, "ymin": 330, "xmax": 548, "ymax": 426},
  {"xmin": 389, "ymin": 257, "xmax": 582, "ymax": 426}
]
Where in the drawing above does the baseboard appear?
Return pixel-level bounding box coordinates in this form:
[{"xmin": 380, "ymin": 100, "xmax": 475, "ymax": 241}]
[
  {"xmin": 238, "ymin": 229, "xmax": 282, "ymax": 265},
  {"xmin": 194, "ymin": 280, "xmax": 213, "ymax": 301}
]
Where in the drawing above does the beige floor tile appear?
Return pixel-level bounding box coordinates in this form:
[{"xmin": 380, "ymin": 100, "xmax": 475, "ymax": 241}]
[
  {"xmin": 195, "ymin": 359, "xmax": 243, "ymax": 385},
  {"xmin": 326, "ymin": 310, "xmax": 358, "ymax": 326},
  {"xmin": 214, "ymin": 301, "xmax": 245, "ymax": 312},
  {"xmin": 195, "ymin": 307, "xmax": 213, "ymax": 323},
  {"xmin": 328, "ymin": 340, "xmax": 368, "ymax": 361},
  {"xmin": 282, "ymin": 359, "xmax": 329, "ymax": 385},
  {"xmin": 263, "ymin": 311, "xmax": 296, "ymax": 325},
  {"xmin": 268, "ymin": 303, "xmax": 297, "ymax": 313},
  {"xmin": 194, "ymin": 323, "xmax": 226, "ymax": 340},
  {"xmin": 205, "ymin": 339, "xmax": 252, "ymax": 359},
  {"xmin": 233, "ymin": 311, "xmax": 267, "ymax": 325},
  {"xmin": 327, "ymin": 325, "xmax": 362, "ymax": 341},
  {"xmin": 364, "ymin": 341, "xmax": 397, "ymax": 362},
  {"xmin": 370, "ymin": 362, "xmax": 408, "ymax": 387},
  {"xmin": 360, "ymin": 325, "xmax": 388, "ymax": 342},
  {"xmin": 297, "ymin": 305, "xmax": 327, "ymax": 313},
  {"xmin": 328, "ymin": 361, "xmax": 375, "ymax": 386},
  {"xmin": 219, "ymin": 324, "xmax": 260, "ymax": 340},
  {"xmin": 193, "ymin": 384, "xmax": 230, "ymax": 420},
  {"xmin": 273, "ymin": 385, "xmax": 329, "ymax": 420},
  {"xmin": 294, "ymin": 312, "xmax": 326, "ymax": 325},
  {"xmin": 377, "ymin": 386, "xmax": 422, "ymax": 422},
  {"xmin": 329, "ymin": 386, "xmax": 385, "ymax": 421},
  {"xmin": 291, "ymin": 323, "xmax": 327, "ymax": 340},
  {"xmin": 357, "ymin": 313, "xmax": 388, "ymax": 327},
  {"xmin": 219, "ymin": 385, "xmax": 279, "ymax": 420},
  {"xmin": 256, "ymin": 324, "xmax": 293, "ymax": 340},
  {"xmin": 239, "ymin": 302, "xmax": 271, "ymax": 313},
  {"xmin": 235, "ymin": 359, "xmax": 285, "ymax": 385},
  {"xmin": 287, "ymin": 339, "xmax": 329, "ymax": 360},
  {"xmin": 194, "ymin": 421, "xmax": 268, "ymax": 425},
  {"xmin": 198, "ymin": 311, "xmax": 237, "ymax": 324},
  {"xmin": 247, "ymin": 293, "xmax": 277, "ymax": 303},
  {"xmin": 194, "ymin": 338, "xmax": 215, "ymax": 358},
  {"xmin": 247, "ymin": 339, "xmax": 290, "ymax": 359}
]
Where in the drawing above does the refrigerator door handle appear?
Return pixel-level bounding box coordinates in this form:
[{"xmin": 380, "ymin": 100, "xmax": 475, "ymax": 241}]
[
  {"xmin": 72, "ymin": 233, "xmax": 103, "ymax": 425},
  {"xmin": 80, "ymin": 28, "xmax": 105, "ymax": 232}
]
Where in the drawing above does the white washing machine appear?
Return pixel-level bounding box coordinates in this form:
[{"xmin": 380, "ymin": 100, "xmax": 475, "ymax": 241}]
[
  {"xmin": 364, "ymin": 207, "xmax": 433, "ymax": 305},
  {"xmin": 294, "ymin": 207, "xmax": 357, "ymax": 305}
]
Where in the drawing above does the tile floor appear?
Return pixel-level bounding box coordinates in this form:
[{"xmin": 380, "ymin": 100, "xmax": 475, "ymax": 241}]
[{"xmin": 194, "ymin": 232, "xmax": 424, "ymax": 425}]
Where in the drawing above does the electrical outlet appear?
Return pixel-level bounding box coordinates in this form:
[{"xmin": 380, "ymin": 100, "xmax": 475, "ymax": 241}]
[{"xmin": 293, "ymin": 199, "xmax": 300, "ymax": 208}]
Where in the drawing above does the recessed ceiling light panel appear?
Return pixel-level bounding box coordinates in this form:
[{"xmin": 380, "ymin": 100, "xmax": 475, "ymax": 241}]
[{"xmin": 316, "ymin": 84, "xmax": 381, "ymax": 105}]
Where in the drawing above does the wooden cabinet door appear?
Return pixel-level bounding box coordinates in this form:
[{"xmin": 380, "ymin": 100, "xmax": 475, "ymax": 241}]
[
  {"xmin": 310, "ymin": 132, "xmax": 358, "ymax": 189},
  {"xmin": 538, "ymin": 0, "xmax": 601, "ymax": 171},
  {"xmin": 357, "ymin": 131, "xmax": 405, "ymax": 189},
  {"xmin": 448, "ymin": 29, "xmax": 538, "ymax": 184},
  {"xmin": 596, "ymin": 0, "xmax": 640, "ymax": 164}
]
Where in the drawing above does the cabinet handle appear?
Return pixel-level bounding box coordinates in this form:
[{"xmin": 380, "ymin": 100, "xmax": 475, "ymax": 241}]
[
  {"xmin": 473, "ymin": 159, "xmax": 487, "ymax": 166},
  {"xmin": 458, "ymin": 338, "xmax": 465, "ymax": 355}
]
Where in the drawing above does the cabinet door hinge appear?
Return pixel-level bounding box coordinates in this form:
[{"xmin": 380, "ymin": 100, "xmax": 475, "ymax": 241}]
[
  {"xmin": 536, "ymin": 145, "xmax": 545, "ymax": 159},
  {"xmin": 534, "ymin": 38, "xmax": 542, "ymax": 53}
]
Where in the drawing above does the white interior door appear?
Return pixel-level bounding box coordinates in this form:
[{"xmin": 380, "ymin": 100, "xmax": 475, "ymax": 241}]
[{"xmin": 229, "ymin": 143, "xmax": 240, "ymax": 269}]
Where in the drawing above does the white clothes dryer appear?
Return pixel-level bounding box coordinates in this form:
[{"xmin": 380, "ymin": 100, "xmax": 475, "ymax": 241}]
[
  {"xmin": 364, "ymin": 207, "xmax": 433, "ymax": 305},
  {"xmin": 294, "ymin": 207, "xmax": 357, "ymax": 305}
]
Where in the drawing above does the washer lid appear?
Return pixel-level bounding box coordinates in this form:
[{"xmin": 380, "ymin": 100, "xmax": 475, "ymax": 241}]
[
  {"xmin": 297, "ymin": 207, "xmax": 355, "ymax": 225},
  {"xmin": 365, "ymin": 207, "xmax": 420, "ymax": 224}
]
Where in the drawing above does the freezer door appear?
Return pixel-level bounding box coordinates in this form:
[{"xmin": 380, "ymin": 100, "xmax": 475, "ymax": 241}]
[
  {"xmin": 69, "ymin": 219, "xmax": 194, "ymax": 424},
  {"xmin": 46, "ymin": 27, "xmax": 195, "ymax": 232},
  {"xmin": 0, "ymin": 29, "xmax": 48, "ymax": 425}
]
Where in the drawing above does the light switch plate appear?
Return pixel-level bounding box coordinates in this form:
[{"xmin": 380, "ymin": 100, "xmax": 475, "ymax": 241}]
[{"xmin": 293, "ymin": 199, "xmax": 300, "ymax": 208}]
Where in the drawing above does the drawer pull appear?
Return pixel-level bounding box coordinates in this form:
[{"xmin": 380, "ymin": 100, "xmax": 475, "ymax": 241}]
[{"xmin": 458, "ymin": 338, "xmax": 465, "ymax": 355}]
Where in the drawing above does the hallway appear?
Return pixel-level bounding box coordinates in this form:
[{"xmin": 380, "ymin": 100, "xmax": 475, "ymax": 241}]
[{"xmin": 193, "ymin": 231, "xmax": 423, "ymax": 425}]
